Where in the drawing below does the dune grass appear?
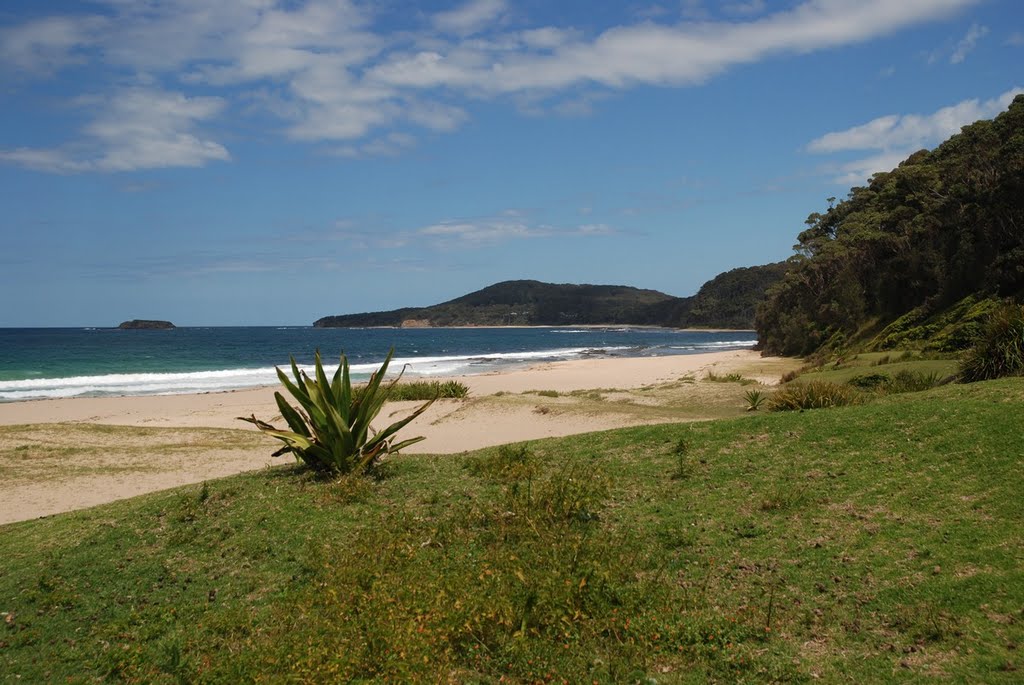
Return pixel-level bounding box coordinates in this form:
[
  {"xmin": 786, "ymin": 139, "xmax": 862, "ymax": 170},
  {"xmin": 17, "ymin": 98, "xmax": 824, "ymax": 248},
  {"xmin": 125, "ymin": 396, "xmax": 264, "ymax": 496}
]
[{"xmin": 1, "ymin": 380, "xmax": 1022, "ymax": 683}]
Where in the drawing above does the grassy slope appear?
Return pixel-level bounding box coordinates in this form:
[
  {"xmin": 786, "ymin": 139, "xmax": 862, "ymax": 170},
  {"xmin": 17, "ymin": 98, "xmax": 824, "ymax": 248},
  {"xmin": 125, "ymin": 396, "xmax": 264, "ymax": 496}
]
[
  {"xmin": 788, "ymin": 352, "xmax": 960, "ymax": 386},
  {"xmin": 2, "ymin": 381, "xmax": 1022, "ymax": 683}
]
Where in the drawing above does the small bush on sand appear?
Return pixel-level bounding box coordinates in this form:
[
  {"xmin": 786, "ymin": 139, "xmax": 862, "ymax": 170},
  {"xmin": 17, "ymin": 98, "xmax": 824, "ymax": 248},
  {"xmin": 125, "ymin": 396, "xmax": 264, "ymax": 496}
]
[
  {"xmin": 959, "ymin": 304, "xmax": 1024, "ymax": 382},
  {"xmin": 357, "ymin": 379, "xmax": 468, "ymax": 402},
  {"xmin": 706, "ymin": 371, "xmax": 755, "ymax": 385},
  {"xmin": 767, "ymin": 381, "xmax": 861, "ymax": 412}
]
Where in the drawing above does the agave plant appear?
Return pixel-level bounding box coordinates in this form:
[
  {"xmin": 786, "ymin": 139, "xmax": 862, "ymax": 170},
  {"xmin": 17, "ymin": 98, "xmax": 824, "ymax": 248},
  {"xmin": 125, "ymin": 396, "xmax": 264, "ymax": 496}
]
[
  {"xmin": 744, "ymin": 388, "xmax": 766, "ymax": 411},
  {"xmin": 239, "ymin": 348, "xmax": 434, "ymax": 475}
]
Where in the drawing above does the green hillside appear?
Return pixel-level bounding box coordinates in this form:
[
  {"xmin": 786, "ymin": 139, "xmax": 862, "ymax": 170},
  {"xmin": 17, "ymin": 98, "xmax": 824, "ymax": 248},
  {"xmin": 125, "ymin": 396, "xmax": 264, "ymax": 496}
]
[
  {"xmin": 314, "ymin": 267, "xmax": 787, "ymax": 329},
  {"xmin": 684, "ymin": 262, "xmax": 789, "ymax": 329},
  {"xmin": 756, "ymin": 95, "xmax": 1024, "ymax": 356},
  {"xmin": 2, "ymin": 379, "xmax": 1022, "ymax": 682},
  {"xmin": 314, "ymin": 280, "xmax": 686, "ymax": 327}
]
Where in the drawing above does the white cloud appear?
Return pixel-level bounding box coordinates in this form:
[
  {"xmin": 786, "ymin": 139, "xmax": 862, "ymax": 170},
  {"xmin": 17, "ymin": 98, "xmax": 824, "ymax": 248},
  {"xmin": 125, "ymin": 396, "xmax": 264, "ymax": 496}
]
[
  {"xmin": 0, "ymin": 15, "xmax": 105, "ymax": 74},
  {"xmin": 829, "ymin": 151, "xmax": 916, "ymax": 187},
  {"xmin": 418, "ymin": 216, "xmax": 615, "ymax": 246},
  {"xmin": 0, "ymin": 89, "xmax": 229, "ymax": 173},
  {"xmin": 520, "ymin": 27, "xmax": 578, "ymax": 50},
  {"xmin": 405, "ymin": 100, "xmax": 469, "ymax": 131},
  {"xmin": 1008, "ymin": 32, "xmax": 1024, "ymax": 47},
  {"xmin": 0, "ymin": 0, "xmax": 986, "ymax": 172},
  {"xmin": 433, "ymin": 0, "xmax": 507, "ymax": 36},
  {"xmin": 807, "ymin": 86, "xmax": 1024, "ymax": 184},
  {"xmin": 371, "ymin": 0, "xmax": 981, "ymax": 94},
  {"xmin": 950, "ymin": 23, "xmax": 988, "ymax": 63}
]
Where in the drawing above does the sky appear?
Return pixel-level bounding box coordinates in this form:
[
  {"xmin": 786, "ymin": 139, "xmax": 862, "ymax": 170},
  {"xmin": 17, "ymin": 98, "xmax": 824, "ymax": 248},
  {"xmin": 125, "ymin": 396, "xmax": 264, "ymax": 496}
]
[{"xmin": 1, "ymin": 0, "xmax": 1021, "ymax": 327}]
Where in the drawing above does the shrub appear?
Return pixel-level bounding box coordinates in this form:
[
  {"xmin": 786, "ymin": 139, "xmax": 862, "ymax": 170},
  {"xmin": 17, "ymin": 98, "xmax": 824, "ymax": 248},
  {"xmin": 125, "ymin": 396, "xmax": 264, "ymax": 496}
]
[
  {"xmin": 888, "ymin": 369, "xmax": 942, "ymax": 393},
  {"xmin": 847, "ymin": 372, "xmax": 891, "ymax": 390},
  {"xmin": 744, "ymin": 389, "xmax": 767, "ymax": 411},
  {"xmin": 779, "ymin": 369, "xmax": 801, "ymax": 384},
  {"xmin": 766, "ymin": 381, "xmax": 861, "ymax": 412},
  {"xmin": 706, "ymin": 371, "xmax": 754, "ymax": 384},
  {"xmin": 669, "ymin": 439, "xmax": 692, "ymax": 479},
  {"xmin": 848, "ymin": 370, "xmax": 944, "ymax": 394},
  {"xmin": 959, "ymin": 304, "xmax": 1024, "ymax": 382},
  {"xmin": 469, "ymin": 443, "xmax": 538, "ymax": 482},
  {"xmin": 239, "ymin": 349, "xmax": 434, "ymax": 475},
  {"xmin": 356, "ymin": 379, "xmax": 469, "ymax": 402}
]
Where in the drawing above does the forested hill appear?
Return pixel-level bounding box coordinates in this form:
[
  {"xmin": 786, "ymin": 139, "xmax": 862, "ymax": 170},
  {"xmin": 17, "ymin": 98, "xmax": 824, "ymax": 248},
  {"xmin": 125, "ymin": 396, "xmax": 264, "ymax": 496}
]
[
  {"xmin": 314, "ymin": 281, "xmax": 684, "ymax": 327},
  {"xmin": 314, "ymin": 266, "xmax": 787, "ymax": 329},
  {"xmin": 756, "ymin": 94, "xmax": 1024, "ymax": 356},
  {"xmin": 684, "ymin": 262, "xmax": 790, "ymax": 329}
]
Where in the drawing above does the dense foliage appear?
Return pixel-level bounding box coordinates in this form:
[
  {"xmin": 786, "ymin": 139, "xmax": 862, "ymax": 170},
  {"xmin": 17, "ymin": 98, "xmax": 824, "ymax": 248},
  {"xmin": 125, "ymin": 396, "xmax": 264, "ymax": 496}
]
[
  {"xmin": 756, "ymin": 95, "xmax": 1024, "ymax": 356},
  {"xmin": 959, "ymin": 303, "xmax": 1024, "ymax": 382},
  {"xmin": 239, "ymin": 349, "xmax": 434, "ymax": 474},
  {"xmin": 683, "ymin": 262, "xmax": 789, "ymax": 329}
]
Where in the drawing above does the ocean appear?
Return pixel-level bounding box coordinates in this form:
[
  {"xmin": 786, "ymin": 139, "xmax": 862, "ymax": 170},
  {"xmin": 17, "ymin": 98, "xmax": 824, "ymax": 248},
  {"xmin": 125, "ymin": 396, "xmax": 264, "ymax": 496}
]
[{"xmin": 0, "ymin": 327, "xmax": 757, "ymax": 401}]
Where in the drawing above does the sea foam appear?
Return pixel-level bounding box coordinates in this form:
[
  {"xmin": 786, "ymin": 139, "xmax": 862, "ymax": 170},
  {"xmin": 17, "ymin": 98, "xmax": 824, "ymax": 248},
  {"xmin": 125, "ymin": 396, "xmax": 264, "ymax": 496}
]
[{"xmin": 0, "ymin": 346, "xmax": 633, "ymax": 401}]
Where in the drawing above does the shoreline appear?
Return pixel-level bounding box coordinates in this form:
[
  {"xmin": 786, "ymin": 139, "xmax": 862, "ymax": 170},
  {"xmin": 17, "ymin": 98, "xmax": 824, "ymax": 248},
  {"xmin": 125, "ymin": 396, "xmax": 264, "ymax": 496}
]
[
  {"xmin": 0, "ymin": 349, "xmax": 770, "ymax": 424},
  {"xmin": 0, "ymin": 336, "xmax": 760, "ymax": 404},
  {"xmin": 0, "ymin": 350, "xmax": 797, "ymax": 525}
]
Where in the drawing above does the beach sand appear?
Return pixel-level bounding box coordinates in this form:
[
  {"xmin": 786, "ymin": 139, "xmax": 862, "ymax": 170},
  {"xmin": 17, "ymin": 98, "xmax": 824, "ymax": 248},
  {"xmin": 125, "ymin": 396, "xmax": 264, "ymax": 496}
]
[{"xmin": 0, "ymin": 350, "xmax": 796, "ymax": 525}]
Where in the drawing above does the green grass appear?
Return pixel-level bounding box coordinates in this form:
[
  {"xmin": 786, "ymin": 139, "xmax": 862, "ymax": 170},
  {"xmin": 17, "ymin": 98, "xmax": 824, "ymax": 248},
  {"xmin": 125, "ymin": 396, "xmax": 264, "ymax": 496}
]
[
  {"xmin": 2, "ymin": 380, "xmax": 1023, "ymax": 682},
  {"xmin": 787, "ymin": 354, "xmax": 959, "ymax": 386}
]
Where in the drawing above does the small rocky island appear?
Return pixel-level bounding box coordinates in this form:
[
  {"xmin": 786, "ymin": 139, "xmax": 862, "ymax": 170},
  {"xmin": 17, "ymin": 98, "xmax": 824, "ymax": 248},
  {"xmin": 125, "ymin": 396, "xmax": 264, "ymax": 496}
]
[{"xmin": 117, "ymin": 319, "xmax": 176, "ymax": 330}]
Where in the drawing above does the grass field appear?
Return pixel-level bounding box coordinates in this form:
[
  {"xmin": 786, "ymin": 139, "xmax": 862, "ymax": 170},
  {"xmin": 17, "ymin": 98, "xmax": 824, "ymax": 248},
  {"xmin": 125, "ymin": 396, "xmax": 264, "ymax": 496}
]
[
  {"xmin": 1, "ymin": 379, "xmax": 1022, "ymax": 683},
  {"xmin": 789, "ymin": 352, "xmax": 959, "ymax": 386}
]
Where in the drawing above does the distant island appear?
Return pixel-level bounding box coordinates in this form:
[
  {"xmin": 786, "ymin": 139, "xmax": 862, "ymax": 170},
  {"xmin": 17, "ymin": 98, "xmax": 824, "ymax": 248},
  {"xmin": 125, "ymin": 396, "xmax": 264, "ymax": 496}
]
[
  {"xmin": 315, "ymin": 265, "xmax": 786, "ymax": 329},
  {"xmin": 118, "ymin": 319, "xmax": 175, "ymax": 330}
]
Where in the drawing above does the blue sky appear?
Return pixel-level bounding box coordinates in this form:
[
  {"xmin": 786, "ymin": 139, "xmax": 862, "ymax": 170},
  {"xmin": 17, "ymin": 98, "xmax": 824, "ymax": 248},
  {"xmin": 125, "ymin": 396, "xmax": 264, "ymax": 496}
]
[{"xmin": 1, "ymin": 0, "xmax": 1021, "ymax": 326}]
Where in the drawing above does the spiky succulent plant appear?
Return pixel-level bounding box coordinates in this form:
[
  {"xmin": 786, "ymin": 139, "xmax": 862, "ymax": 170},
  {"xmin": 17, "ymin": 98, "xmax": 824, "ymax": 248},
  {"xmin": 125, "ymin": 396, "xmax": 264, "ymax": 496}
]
[{"xmin": 240, "ymin": 348, "xmax": 434, "ymax": 475}]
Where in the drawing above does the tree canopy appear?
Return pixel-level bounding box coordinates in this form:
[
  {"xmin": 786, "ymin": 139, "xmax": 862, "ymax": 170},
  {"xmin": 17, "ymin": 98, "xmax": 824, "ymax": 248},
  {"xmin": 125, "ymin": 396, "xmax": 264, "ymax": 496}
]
[{"xmin": 756, "ymin": 94, "xmax": 1024, "ymax": 356}]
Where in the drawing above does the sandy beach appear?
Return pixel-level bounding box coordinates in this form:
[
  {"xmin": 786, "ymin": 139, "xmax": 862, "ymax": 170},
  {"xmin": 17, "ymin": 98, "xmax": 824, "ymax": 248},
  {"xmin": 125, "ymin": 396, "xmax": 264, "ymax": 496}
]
[{"xmin": 0, "ymin": 350, "xmax": 795, "ymax": 525}]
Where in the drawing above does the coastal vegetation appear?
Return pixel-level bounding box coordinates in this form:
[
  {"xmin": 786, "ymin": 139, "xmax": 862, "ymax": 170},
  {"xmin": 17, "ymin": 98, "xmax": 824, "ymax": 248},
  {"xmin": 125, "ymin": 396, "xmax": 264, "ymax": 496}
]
[
  {"xmin": 314, "ymin": 267, "xmax": 787, "ymax": 330},
  {"xmin": 958, "ymin": 303, "xmax": 1024, "ymax": 382},
  {"xmin": 363, "ymin": 379, "xmax": 470, "ymax": 402},
  {"xmin": 682, "ymin": 262, "xmax": 790, "ymax": 330},
  {"xmin": 238, "ymin": 349, "xmax": 434, "ymax": 475},
  {"xmin": 2, "ymin": 378, "xmax": 1022, "ymax": 682},
  {"xmin": 756, "ymin": 95, "xmax": 1024, "ymax": 359}
]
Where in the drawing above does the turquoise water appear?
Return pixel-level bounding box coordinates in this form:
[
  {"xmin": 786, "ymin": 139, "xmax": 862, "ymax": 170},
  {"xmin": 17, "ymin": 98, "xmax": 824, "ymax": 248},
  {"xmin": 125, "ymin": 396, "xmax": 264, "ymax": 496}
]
[{"xmin": 0, "ymin": 327, "xmax": 757, "ymax": 400}]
